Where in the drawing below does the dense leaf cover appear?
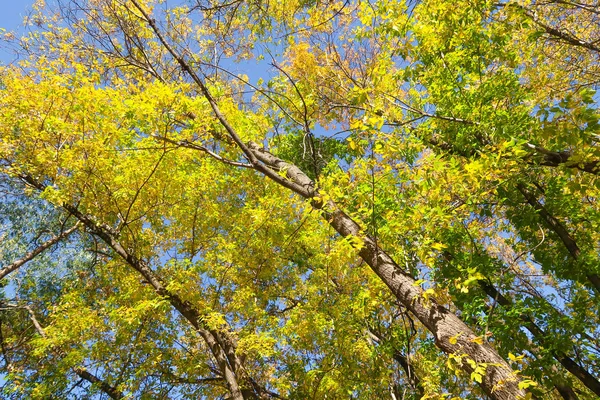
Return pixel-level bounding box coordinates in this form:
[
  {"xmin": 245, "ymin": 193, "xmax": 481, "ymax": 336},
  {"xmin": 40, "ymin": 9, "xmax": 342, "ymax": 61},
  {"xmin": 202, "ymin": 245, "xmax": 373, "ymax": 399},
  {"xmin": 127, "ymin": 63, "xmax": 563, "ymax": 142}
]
[{"xmin": 0, "ymin": 0, "xmax": 599, "ymax": 399}]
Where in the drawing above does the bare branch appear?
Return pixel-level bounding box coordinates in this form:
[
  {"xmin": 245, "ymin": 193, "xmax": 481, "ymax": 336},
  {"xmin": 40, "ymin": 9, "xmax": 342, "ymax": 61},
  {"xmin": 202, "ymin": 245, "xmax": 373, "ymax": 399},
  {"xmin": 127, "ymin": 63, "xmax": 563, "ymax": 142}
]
[
  {"xmin": 0, "ymin": 223, "xmax": 80, "ymax": 281},
  {"xmin": 152, "ymin": 135, "xmax": 254, "ymax": 169}
]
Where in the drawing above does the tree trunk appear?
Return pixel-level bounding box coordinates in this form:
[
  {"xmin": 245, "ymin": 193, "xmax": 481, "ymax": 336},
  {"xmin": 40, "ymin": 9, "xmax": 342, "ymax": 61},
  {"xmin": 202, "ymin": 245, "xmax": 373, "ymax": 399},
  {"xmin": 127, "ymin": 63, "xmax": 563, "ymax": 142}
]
[
  {"xmin": 517, "ymin": 184, "xmax": 600, "ymax": 293},
  {"xmin": 246, "ymin": 142, "xmax": 526, "ymax": 400},
  {"xmin": 480, "ymin": 281, "xmax": 600, "ymax": 396},
  {"xmin": 130, "ymin": 6, "xmax": 527, "ymax": 395},
  {"xmin": 19, "ymin": 174, "xmax": 253, "ymax": 400},
  {"xmin": 22, "ymin": 304, "xmax": 125, "ymax": 399}
]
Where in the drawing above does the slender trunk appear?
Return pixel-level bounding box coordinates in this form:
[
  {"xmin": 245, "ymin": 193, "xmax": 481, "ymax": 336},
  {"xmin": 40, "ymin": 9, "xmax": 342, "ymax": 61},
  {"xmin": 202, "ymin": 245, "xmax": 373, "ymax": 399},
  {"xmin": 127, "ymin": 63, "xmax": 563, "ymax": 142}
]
[
  {"xmin": 72, "ymin": 368, "xmax": 125, "ymax": 400},
  {"xmin": 368, "ymin": 329, "xmax": 424, "ymax": 396},
  {"xmin": 517, "ymin": 184, "xmax": 580, "ymax": 259},
  {"xmin": 19, "ymin": 174, "xmax": 252, "ymax": 400},
  {"xmin": 509, "ymin": 336, "xmax": 577, "ymax": 400},
  {"xmin": 23, "ymin": 304, "xmax": 125, "ymax": 399},
  {"xmin": 481, "ymin": 281, "xmax": 600, "ymax": 396},
  {"xmin": 510, "ymin": 4, "xmax": 600, "ymax": 54},
  {"xmin": 0, "ymin": 224, "xmax": 122, "ymax": 398},
  {"xmin": 392, "ymin": 351, "xmax": 423, "ymax": 396},
  {"xmin": 517, "ymin": 183, "xmax": 600, "ymax": 293},
  {"xmin": 66, "ymin": 206, "xmax": 248, "ymax": 400}
]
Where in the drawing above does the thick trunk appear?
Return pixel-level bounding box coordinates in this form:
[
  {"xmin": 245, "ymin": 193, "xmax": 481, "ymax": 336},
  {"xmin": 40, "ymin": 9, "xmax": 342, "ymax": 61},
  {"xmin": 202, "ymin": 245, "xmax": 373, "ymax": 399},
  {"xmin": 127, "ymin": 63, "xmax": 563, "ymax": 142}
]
[
  {"xmin": 246, "ymin": 143, "xmax": 526, "ymax": 399},
  {"xmin": 130, "ymin": 7, "xmax": 525, "ymax": 395},
  {"xmin": 555, "ymin": 384, "xmax": 579, "ymax": 400}
]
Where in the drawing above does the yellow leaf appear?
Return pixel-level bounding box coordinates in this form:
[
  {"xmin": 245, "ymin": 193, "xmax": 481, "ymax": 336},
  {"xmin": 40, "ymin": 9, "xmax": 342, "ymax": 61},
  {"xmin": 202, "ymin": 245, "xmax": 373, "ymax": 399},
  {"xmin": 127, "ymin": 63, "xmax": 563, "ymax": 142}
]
[
  {"xmin": 449, "ymin": 332, "xmax": 461, "ymax": 345},
  {"xmin": 348, "ymin": 138, "xmax": 357, "ymax": 150},
  {"xmin": 422, "ymin": 288, "xmax": 435, "ymax": 301},
  {"xmin": 509, "ymin": 352, "xmax": 525, "ymax": 362},
  {"xmin": 431, "ymin": 242, "xmax": 447, "ymax": 251},
  {"xmin": 470, "ymin": 336, "xmax": 484, "ymax": 345},
  {"xmin": 518, "ymin": 379, "xmax": 538, "ymax": 390}
]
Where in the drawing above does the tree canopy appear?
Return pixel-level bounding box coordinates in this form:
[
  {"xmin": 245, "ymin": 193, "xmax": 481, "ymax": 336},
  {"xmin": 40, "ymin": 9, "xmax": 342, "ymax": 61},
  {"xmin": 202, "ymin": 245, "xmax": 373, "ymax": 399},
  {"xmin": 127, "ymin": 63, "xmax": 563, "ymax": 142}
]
[{"xmin": 0, "ymin": 0, "xmax": 599, "ymax": 399}]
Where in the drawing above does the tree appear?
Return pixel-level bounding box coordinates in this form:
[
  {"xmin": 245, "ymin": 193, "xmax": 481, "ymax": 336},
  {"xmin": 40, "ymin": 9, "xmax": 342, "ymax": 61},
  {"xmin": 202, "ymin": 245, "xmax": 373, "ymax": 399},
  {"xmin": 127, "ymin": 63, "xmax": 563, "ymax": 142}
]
[{"xmin": 0, "ymin": 0, "xmax": 598, "ymax": 398}]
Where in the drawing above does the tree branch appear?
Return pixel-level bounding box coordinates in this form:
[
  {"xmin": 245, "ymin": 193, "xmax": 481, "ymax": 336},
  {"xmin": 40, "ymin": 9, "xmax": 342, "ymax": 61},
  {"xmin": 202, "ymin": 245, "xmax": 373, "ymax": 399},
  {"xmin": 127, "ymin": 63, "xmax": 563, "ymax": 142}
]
[
  {"xmin": 10, "ymin": 303, "xmax": 126, "ymax": 400},
  {"xmin": 0, "ymin": 223, "xmax": 80, "ymax": 281},
  {"xmin": 517, "ymin": 183, "xmax": 600, "ymax": 292},
  {"xmin": 479, "ymin": 281, "xmax": 600, "ymax": 396},
  {"xmin": 243, "ymin": 143, "xmax": 526, "ymax": 400}
]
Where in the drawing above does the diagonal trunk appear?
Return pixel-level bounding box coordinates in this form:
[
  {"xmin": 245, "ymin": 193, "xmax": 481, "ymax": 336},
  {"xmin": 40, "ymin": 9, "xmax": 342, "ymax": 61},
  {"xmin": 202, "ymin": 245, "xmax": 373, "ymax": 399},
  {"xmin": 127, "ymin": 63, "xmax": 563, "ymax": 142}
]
[
  {"xmin": 245, "ymin": 143, "xmax": 526, "ymax": 400},
  {"xmin": 72, "ymin": 367, "xmax": 125, "ymax": 400},
  {"xmin": 0, "ymin": 223, "xmax": 79, "ymax": 280},
  {"xmin": 22, "ymin": 304, "xmax": 125, "ymax": 399},
  {"xmin": 131, "ymin": 3, "xmax": 526, "ymax": 395},
  {"xmin": 517, "ymin": 183, "xmax": 600, "ymax": 293},
  {"xmin": 19, "ymin": 175, "xmax": 256, "ymax": 400},
  {"xmin": 66, "ymin": 207, "xmax": 250, "ymax": 399},
  {"xmin": 367, "ymin": 329, "xmax": 424, "ymax": 396},
  {"xmin": 480, "ymin": 281, "xmax": 600, "ymax": 396}
]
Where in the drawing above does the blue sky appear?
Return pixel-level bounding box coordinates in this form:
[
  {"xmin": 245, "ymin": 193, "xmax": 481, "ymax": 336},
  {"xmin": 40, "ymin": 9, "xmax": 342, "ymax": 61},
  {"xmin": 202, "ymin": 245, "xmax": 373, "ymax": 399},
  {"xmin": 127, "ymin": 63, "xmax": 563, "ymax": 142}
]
[
  {"xmin": 0, "ymin": 1, "xmax": 33, "ymax": 63},
  {"xmin": 0, "ymin": 2, "xmax": 30, "ymax": 31}
]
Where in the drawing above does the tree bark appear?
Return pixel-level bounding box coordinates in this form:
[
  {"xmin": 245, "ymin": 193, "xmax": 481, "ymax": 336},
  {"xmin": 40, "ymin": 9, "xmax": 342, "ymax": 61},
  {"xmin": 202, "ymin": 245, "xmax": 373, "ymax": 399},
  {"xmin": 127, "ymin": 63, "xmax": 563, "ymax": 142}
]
[
  {"xmin": 72, "ymin": 368, "xmax": 125, "ymax": 400},
  {"xmin": 127, "ymin": 3, "xmax": 526, "ymax": 396},
  {"xmin": 65, "ymin": 206, "xmax": 249, "ymax": 400},
  {"xmin": 245, "ymin": 142, "xmax": 526, "ymax": 400},
  {"xmin": 511, "ymin": 3, "xmax": 600, "ymax": 54}
]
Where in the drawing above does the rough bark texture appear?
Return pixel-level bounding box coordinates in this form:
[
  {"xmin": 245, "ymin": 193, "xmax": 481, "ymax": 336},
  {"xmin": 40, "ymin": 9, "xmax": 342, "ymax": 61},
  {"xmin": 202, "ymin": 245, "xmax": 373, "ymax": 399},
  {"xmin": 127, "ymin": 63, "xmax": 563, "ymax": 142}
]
[
  {"xmin": 127, "ymin": 6, "xmax": 525, "ymax": 396},
  {"xmin": 247, "ymin": 142, "xmax": 526, "ymax": 400}
]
